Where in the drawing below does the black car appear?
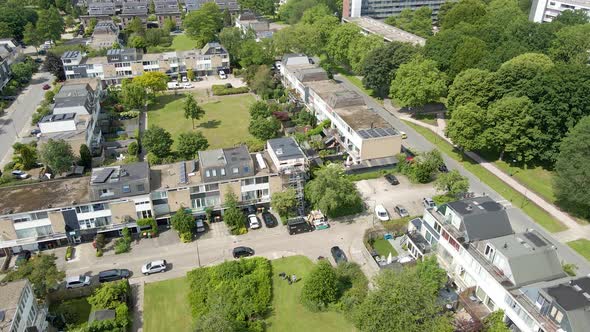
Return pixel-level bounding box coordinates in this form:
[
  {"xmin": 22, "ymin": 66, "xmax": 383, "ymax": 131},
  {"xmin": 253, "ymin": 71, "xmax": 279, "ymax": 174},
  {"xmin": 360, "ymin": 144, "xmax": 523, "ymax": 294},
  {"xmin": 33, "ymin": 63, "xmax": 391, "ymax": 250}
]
[
  {"xmin": 30, "ymin": 128, "xmax": 41, "ymax": 136},
  {"xmin": 330, "ymin": 246, "xmax": 347, "ymax": 264},
  {"xmin": 384, "ymin": 174, "xmax": 399, "ymax": 185},
  {"xmin": 262, "ymin": 212, "xmax": 276, "ymax": 228},
  {"xmin": 98, "ymin": 269, "xmax": 131, "ymax": 283},
  {"xmin": 233, "ymin": 246, "xmax": 255, "ymax": 259},
  {"xmin": 15, "ymin": 250, "xmax": 31, "ymax": 267},
  {"xmin": 244, "ymin": 205, "xmax": 256, "ymax": 215},
  {"xmin": 438, "ymin": 164, "xmax": 449, "ymax": 173}
]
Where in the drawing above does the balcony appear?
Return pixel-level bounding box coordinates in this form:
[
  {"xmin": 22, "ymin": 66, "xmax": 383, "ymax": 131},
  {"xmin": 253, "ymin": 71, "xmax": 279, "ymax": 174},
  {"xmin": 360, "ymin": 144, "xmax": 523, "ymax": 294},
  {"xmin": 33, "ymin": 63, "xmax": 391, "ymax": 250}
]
[
  {"xmin": 425, "ymin": 208, "xmax": 464, "ymax": 240},
  {"xmin": 466, "ymin": 245, "xmax": 513, "ymax": 287},
  {"xmin": 509, "ymin": 289, "xmax": 560, "ymax": 332},
  {"xmin": 457, "ymin": 287, "xmax": 491, "ymax": 325}
]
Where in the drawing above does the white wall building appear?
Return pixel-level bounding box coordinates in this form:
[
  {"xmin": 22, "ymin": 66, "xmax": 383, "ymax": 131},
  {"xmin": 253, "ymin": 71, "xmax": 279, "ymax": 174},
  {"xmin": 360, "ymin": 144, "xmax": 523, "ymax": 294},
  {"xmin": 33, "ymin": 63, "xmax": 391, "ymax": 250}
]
[
  {"xmin": 530, "ymin": 0, "xmax": 590, "ymax": 22},
  {"xmin": 0, "ymin": 280, "xmax": 48, "ymax": 332}
]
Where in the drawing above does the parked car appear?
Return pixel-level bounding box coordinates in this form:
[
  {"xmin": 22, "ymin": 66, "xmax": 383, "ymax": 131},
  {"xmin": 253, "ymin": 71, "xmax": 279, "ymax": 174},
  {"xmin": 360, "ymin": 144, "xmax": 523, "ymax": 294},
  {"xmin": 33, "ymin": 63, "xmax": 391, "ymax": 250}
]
[
  {"xmin": 181, "ymin": 76, "xmax": 188, "ymax": 82},
  {"xmin": 98, "ymin": 269, "xmax": 131, "ymax": 283},
  {"xmin": 422, "ymin": 197, "xmax": 436, "ymax": 209},
  {"xmin": 374, "ymin": 204, "xmax": 389, "ymax": 221},
  {"xmin": 331, "ymin": 246, "xmax": 348, "ymax": 264},
  {"xmin": 65, "ymin": 275, "xmax": 91, "ymax": 289},
  {"xmin": 182, "ymin": 82, "xmax": 193, "ymax": 89},
  {"xmin": 394, "ymin": 205, "xmax": 410, "ymax": 218},
  {"xmin": 384, "ymin": 174, "xmax": 399, "ymax": 185},
  {"xmin": 232, "ymin": 246, "xmax": 254, "ymax": 259},
  {"xmin": 196, "ymin": 219, "xmax": 206, "ymax": 233},
  {"xmin": 15, "ymin": 250, "xmax": 31, "ymax": 268},
  {"xmin": 42, "ymin": 84, "xmax": 51, "ymax": 90},
  {"xmin": 438, "ymin": 164, "xmax": 449, "ymax": 173},
  {"xmin": 11, "ymin": 170, "xmax": 29, "ymax": 179},
  {"xmin": 287, "ymin": 218, "xmax": 312, "ymax": 235},
  {"xmin": 248, "ymin": 214, "xmax": 261, "ymax": 229},
  {"xmin": 30, "ymin": 128, "xmax": 41, "ymax": 136},
  {"xmin": 262, "ymin": 212, "xmax": 276, "ymax": 228},
  {"xmin": 244, "ymin": 205, "xmax": 256, "ymax": 215},
  {"xmin": 400, "ymin": 131, "xmax": 407, "ymax": 139},
  {"xmin": 141, "ymin": 259, "xmax": 167, "ymax": 275},
  {"xmin": 219, "ymin": 70, "xmax": 227, "ymax": 79}
]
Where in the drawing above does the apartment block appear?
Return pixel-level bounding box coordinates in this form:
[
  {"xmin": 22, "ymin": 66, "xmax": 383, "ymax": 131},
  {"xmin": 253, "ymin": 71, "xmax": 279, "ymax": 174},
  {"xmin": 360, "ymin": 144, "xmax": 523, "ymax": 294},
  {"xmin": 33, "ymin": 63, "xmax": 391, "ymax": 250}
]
[
  {"xmin": 37, "ymin": 79, "xmax": 103, "ymax": 155},
  {"xmin": 61, "ymin": 43, "xmax": 230, "ymax": 85},
  {"xmin": 342, "ymin": 16, "xmax": 426, "ymax": 46},
  {"xmin": 342, "ymin": 0, "xmax": 448, "ymax": 19},
  {"xmin": 280, "ymin": 54, "xmax": 402, "ymax": 168},
  {"xmin": 184, "ymin": 0, "xmax": 239, "ymax": 12},
  {"xmin": 530, "ymin": 0, "xmax": 590, "ymax": 22},
  {"xmin": 404, "ymin": 196, "xmax": 588, "ymax": 332},
  {"xmin": 120, "ymin": 1, "xmax": 149, "ymax": 27},
  {"xmin": 0, "ymin": 139, "xmax": 305, "ymax": 253},
  {"xmin": 155, "ymin": 0, "xmax": 182, "ymax": 28},
  {"xmin": 0, "ymin": 280, "xmax": 48, "ymax": 332}
]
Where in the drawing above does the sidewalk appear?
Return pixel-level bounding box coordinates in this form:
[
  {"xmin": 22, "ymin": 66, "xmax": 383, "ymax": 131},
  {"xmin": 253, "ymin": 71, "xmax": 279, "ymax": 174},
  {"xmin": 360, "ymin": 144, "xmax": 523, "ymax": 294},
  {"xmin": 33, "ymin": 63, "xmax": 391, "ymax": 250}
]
[{"xmin": 382, "ymin": 99, "xmax": 582, "ymax": 234}]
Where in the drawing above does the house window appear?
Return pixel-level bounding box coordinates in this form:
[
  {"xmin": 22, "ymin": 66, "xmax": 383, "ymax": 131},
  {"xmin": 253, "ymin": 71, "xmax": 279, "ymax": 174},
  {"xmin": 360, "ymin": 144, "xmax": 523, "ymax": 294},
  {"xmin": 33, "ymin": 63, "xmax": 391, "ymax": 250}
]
[
  {"xmin": 241, "ymin": 178, "xmax": 255, "ymax": 186},
  {"xmin": 137, "ymin": 184, "xmax": 145, "ymax": 192},
  {"xmin": 550, "ymin": 306, "xmax": 558, "ymax": 317},
  {"xmin": 434, "ymin": 222, "xmax": 442, "ymax": 234},
  {"xmin": 220, "ymin": 168, "xmax": 226, "ymax": 176},
  {"xmin": 244, "ymin": 166, "xmax": 250, "ymax": 173},
  {"xmin": 212, "ymin": 169, "xmax": 217, "ymax": 176},
  {"xmin": 205, "ymin": 170, "xmax": 211, "ymax": 177},
  {"xmin": 232, "ymin": 167, "xmax": 239, "ymax": 174},
  {"xmin": 122, "ymin": 185, "xmax": 131, "ymax": 193},
  {"xmin": 205, "ymin": 183, "xmax": 219, "ymax": 191},
  {"xmin": 255, "ymin": 176, "xmax": 269, "ymax": 184},
  {"xmin": 485, "ymin": 244, "xmax": 495, "ymax": 260},
  {"xmin": 76, "ymin": 205, "xmax": 90, "ymax": 213},
  {"xmin": 554, "ymin": 311, "xmax": 564, "ymax": 323}
]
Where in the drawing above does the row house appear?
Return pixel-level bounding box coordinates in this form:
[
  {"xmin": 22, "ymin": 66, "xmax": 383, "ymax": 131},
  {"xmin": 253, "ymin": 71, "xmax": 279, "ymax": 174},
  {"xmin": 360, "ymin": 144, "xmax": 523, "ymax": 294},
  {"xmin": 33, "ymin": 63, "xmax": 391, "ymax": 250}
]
[
  {"xmin": 0, "ymin": 39, "xmax": 23, "ymax": 92},
  {"xmin": 61, "ymin": 43, "xmax": 230, "ymax": 85},
  {"xmin": 81, "ymin": 2, "xmax": 117, "ymax": 27},
  {"xmin": 155, "ymin": 0, "xmax": 182, "ymax": 28},
  {"xmin": 405, "ymin": 196, "xmax": 588, "ymax": 332},
  {"xmin": 185, "ymin": 0, "xmax": 239, "ymax": 12},
  {"xmin": 235, "ymin": 11, "xmax": 274, "ymax": 41},
  {"xmin": 120, "ymin": 1, "xmax": 149, "ymax": 27},
  {"xmin": 0, "ymin": 138, "xmax": 306, "ymax": 254},
  {"xmin": 37, "ymin": 78, "xmax": 104, "ymax": 155},
  {"xmin": 89, "ymin": 21, "xmax": 120, "ymax": 50},
  {"xmin": 280, "ymin": 54, "xmax": 402, "ymax": 168}
]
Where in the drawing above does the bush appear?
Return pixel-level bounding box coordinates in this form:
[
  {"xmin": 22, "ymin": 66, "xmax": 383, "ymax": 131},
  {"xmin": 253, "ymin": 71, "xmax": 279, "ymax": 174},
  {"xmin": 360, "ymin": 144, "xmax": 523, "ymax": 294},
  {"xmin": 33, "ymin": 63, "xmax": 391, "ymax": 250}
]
[
  {"xmin": 243, "ymin": 138, "xmax": 265, "ymax": 152},
  {"xmin": 96, "ymin": 249, "xmax": 103, "ymax": 257},
  {"xmin": 301, "ymin": 260, "xmax": 339, "ymax": 311},
  {"xmin": 95, "ymin": 233, "xmax": 106, "ymax": 250},
  {"xmin": 180, "ymin": 232, "xmax": 193, "ymax": 243},
  {"xmin": 114, "ymin": 238, "xmax": 131, "ymax": 254},
  {"xmin": 65, "ymin": 246, "xmax": 73, "ymax": 261},
  {"xmin": 118, "ymin": 110, "xmax": 140, "ymax": 119},
  {"xmin": 128, "ymin": 141, "xmax": 139, "ymax": 156},
  {"xmin": 146, "ymin": 152, "xmax": 161, "ymax": 165},
  {"xmin": 563, "ymin": 263, "xmax": 578, "ymax": 276},
  {"xmin": 211, "ymin": 84, "xmax": 249, "ymax": 95},
  {"xmin": 137, "ymin": 217, "xmax": 158, "ymax": 235}
]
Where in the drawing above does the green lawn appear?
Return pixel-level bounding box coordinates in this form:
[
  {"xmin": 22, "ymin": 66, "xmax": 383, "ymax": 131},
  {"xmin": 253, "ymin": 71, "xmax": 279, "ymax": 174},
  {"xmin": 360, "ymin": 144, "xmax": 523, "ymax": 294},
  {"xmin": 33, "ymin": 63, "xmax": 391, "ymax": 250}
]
[
  {"xmin": 567, "ymin": 239, "xmax": 590, "ymax": 262},
  {"xmin": 147, "ymin": 94, "xmax": 257, "ymax": 150},
  {"xmin": 413, "ymin": 113, "xmax": 438, "ymax": 126},
  {"xmin": 404, "ymin": 121, "xmax": 567, "ymax": 233},
  {"xmin": 492, "ymin": 160, "xmax": 555, "ymax": 203},
  {"xmin": 371, "ymin": 238, "xmax": 397, "ymax": 257},
  {"xmin": 267, "ymin": 256, "xmax": 355, "ymax": 332},
  {"xmin": 144, "ymin": 277, "xmax": 192, "ymax": 332},
  {"xmin": 171, "ymin": 34, "xmax": 200, "ymax": 51}
]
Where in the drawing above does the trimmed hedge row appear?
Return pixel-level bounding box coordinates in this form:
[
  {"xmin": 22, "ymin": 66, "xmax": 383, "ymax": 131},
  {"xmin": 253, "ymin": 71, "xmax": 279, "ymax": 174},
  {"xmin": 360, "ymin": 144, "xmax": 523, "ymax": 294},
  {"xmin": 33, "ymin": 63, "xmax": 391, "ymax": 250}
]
[{"xmin": 212, "ymin": 84, "xmax": 249, "ymax": 96}]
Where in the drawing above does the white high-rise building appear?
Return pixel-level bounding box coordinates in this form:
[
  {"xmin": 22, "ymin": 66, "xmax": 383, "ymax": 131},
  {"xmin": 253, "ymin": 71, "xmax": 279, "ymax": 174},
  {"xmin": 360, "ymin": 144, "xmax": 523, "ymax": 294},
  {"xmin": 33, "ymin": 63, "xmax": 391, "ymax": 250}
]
[{"xmin": 530, "ymin": 0, "xmax": 590, "ymax": 22}]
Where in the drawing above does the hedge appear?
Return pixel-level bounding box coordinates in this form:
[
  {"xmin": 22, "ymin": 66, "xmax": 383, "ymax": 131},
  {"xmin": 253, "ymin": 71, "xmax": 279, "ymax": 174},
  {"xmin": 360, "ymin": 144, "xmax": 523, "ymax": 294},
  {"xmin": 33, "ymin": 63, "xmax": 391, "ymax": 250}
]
[
  {"xmin": 65, "ymin": 246, "xmax": 74, "ymax": 261},
  {"xmin": 211, "ymin": 84, "xmax": 249, "ymax": 96}
]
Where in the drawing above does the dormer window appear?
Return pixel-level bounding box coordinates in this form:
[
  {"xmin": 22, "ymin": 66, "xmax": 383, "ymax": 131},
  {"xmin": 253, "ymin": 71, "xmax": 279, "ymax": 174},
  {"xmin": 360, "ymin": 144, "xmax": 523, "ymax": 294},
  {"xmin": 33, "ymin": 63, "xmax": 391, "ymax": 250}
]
[
  {"xmin": 221, "ymin": 168, "xmax": 226, "ymax": 176},
  {"xmin": 485, "ymin": 244, "xmax": 495, "ymax": 260}
]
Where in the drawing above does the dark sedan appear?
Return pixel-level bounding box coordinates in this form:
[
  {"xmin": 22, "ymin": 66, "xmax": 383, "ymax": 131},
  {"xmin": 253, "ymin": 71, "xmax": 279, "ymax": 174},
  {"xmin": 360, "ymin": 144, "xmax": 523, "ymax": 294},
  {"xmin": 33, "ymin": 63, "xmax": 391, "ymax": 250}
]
[
  {"xmin": 330, "ymin": 246, "xmax": 348, "ymax": 264},
  {"xmin": 262, "ymin": 212, "xmax": 277, "ymax": 228},
  {"xmin": 384, "ymin": 174, "xmax": 399, "ymax": 185},
  {"xmin": 233, "ymin": 246, "xmax": 255, "ymax": 259}
]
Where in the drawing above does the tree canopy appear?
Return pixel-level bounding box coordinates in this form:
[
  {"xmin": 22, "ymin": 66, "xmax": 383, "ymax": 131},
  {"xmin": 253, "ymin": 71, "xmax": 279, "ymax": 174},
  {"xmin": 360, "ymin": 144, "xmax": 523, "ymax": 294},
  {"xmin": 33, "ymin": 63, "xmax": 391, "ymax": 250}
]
[
  {"xmin": 183, "ymin": 2, "xmax": 223, "ymax": 47},
  {"xmin": 177, "ymin": 131, "xmax": 209, "ymax": 160},
  {"xmin": 4, "ymin": 253, "xmax": 65, "ymax": 299},
  {"xmin": 142, "ymin": 126, "xmax": 173, "ymax": 158},
  {"xmin": 40, "ymin": 139, "xmax": 75, "ymax": 174},
  {"xmin": 183, "ymin": 93, "xmax": 205, "ymax": 129},
  {"xmin": 133, "ymin": 71, "xmax": 168, "ymax": 94},
  {"xmin": 301, "ymin": 260, "xmax": 340, "ymax": 310},
  {"xmin": 305, "ymin": 165, "xmax": 363, "ymax": 218},
  {"xmin": 389, "ymin": 57, "xmax": 447, "ymax": 108},
  {"xmin": 171, "ymin": 207, "xmax": 195, "ymax": 236},
  {"xmin": 385, "ymin": 7, "xmax": 433, "ymax": 38}
]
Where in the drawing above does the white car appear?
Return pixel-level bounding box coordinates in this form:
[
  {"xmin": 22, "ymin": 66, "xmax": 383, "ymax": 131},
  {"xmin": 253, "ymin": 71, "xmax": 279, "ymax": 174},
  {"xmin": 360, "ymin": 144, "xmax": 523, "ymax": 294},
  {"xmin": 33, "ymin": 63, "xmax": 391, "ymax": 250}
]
[
  {"xmin": 248, "ymin": 214, "xmax": 260, "ymax": 229},
  {"xmin": 219, "ymin": 70, "xmax": 227, "ymax": 79},
  {"xmin": 182, "ymin": 82, "xmax": 193, "ymax": 89},
  {"xmin": 141, "ymin": 259, "xmax": 167, "ymax": 275},
  {"xmin": 65, "ymin": 275, "xmax": 91, "ymax": 289},
  {"xmin": 182, "ymin": 76, "xmax": 188, "ymax": 82},
  {"xmin": 11, "ymin": 170, "xmax": 29, "ymax": 179},
  {"xmin": 375, "ymin": 205, "xmax": 389, "ymax": 221}
]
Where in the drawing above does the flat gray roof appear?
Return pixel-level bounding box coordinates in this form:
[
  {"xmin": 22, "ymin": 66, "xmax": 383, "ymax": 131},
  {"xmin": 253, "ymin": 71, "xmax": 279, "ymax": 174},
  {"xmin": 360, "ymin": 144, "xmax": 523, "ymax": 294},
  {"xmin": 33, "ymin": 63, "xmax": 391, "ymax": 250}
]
[
  {"xmin": 343, "ymin": 17, "xmax": 426, "ymax": 46},
  {"xmin": 267, "ymin": 137, "xmax": 305, "ymax": 161},
  {"xmin": 0, "ymin": 280, "xmax": 28, "ymax": 332}
]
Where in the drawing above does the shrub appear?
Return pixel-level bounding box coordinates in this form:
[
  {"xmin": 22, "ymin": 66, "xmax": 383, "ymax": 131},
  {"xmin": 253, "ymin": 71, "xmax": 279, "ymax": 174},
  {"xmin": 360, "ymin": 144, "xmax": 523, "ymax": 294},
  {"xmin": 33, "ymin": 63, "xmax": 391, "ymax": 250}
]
[
  {"xmin": 180, "ymin": 232, "xmax": 193, "ymax": 243},
  {"xmin": 96, "ymin": 249, "xmax": 103, "ymax": 257},
  {"xmin": 563, "ymin": 263, "xmax": 578, "ymax": 276},
  {"xmin": 65, "ymin": 246, "xmax": 73, "ymax": 261},
  {"xmin": 211, "ymin": 84, "xmax": 249, "ymax": 95},
  {"xmin": 146, "ymin": 152, "xmax": 161, "ymax": 165},
  {"xmin": 114, "ymin": 238, "xmax": 131, "ymax": 254},
  {"xmin": 95, "ymin": 233, "xmax": 106, "ymax": 250},
  {"xmin": 243, "ymin": 138, "xmax": 265, "ymax": 152},
  {"xmin": 137, "ymin": 217, "xmax": 158, "ymax": 235},
  {"xmin": 301, "ymin": 260, "xmax": 339, "ymax": 311},
  {"xmin": 119, "ymin": 110, "xmax": 140, "ymax": 119},
  {"xmin": 128, "ymin": 141, "xmax": 139, "ymax": 156}
]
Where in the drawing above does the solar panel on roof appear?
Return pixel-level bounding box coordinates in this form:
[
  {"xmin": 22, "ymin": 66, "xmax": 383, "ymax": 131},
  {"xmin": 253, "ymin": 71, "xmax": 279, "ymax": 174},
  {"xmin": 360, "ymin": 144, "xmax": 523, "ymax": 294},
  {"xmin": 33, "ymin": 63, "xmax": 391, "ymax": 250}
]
[
  {"xmin": 93, "ymin": 168, "xmax": 114, "ymax": 183},
  {"xmin": 523, "ymin": 232, "xmax": 547, "ymax": 247},
  {"xmin": 179, "ymin": 162, "xmax": 187, "ymax": 184}
]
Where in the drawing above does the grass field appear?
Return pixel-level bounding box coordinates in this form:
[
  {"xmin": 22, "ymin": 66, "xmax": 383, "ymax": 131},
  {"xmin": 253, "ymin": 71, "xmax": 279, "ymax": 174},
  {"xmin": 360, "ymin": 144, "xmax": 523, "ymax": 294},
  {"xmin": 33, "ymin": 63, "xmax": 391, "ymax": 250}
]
[
  {"xmin": 147, "ymin": 93, "xmax": 256, "ymax": 150},
  {"xmin": 404, "ymin": 121, "xmax": 567, "ymax": 233},
  {"xmin": 267, "ymin": 256, "xmax": 355, "ymax": 332},
  {"xmin": 567, "ymin": 239, "xmax": 590, "ymax": 262},
  {"xmin": 371, "ymin": 238, "xmax": 398, "ymax": 257},
  {"xmin": 171, "ymin": 34, "xmax": 200, "ymax": 51},
  {"xmin": 492, "ymin": 160, "xmax": 555, "ymax": 203},
  {"xmin": 144, "ymin": 277, "xmax": 192, "ymax": 332}
]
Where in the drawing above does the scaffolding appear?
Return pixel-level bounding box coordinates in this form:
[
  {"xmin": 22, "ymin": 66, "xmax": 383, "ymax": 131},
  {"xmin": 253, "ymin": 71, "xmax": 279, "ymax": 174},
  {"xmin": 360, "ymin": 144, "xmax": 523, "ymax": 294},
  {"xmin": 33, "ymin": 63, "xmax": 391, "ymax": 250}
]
[{"xmin": 282, "ymin": 166, "xmax": 306, "ymax": 217}]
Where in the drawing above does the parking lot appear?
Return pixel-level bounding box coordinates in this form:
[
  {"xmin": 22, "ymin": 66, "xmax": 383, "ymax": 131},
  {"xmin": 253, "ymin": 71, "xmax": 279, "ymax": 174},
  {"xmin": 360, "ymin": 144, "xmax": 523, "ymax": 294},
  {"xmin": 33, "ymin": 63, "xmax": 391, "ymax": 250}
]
[{"xmin": 356, "ymin": 175, "xmax": 437, "ymax": 219}]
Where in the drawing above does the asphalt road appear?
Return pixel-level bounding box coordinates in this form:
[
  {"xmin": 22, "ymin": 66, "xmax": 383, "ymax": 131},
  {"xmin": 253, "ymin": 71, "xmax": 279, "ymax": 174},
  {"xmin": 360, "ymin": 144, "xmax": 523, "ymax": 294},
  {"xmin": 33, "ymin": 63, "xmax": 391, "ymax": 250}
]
[
  {"xmin": 0, "ymin": 71, "xmax": 54, "ymax": 166},
  {"xmin": 335, "ymin": 74, "xmax": 590, "ymax": 275}
]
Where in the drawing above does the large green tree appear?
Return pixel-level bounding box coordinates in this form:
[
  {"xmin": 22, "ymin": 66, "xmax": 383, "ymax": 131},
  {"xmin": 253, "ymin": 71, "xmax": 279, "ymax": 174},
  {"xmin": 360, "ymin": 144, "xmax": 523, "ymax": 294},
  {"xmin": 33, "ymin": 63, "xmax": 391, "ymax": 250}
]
[
  {"xmin": 249, "ymin": 116, "xmax": 280, "ymax": 140},
  {"xmin": 385, "ymin": 7, "xmax": 433, "ymax": 38},
  {"xmin": 40, "ymin": 139, "xmax": 75, "ymax": 174},
  {"xmin": 347, "ymin": 34, "xmax": 384, "ymax": 74},
  {"xmin": 301, "ymin": 260, "xmax": 340, "ymax": 311},
  {"xmin": 120, "ymin": 80, "xmax": 147, "ymax": 110},
  {"xmin": 352, "ymin": 257, "xmax": 452, "ymax": 332},
  {"xmin": 435, "ymin": 170, "xmax": 470, "ymax": 196},
  {"xmin": 183, "ymin": 2, "xmax": 223, "ymax": 47},
  {"xmin": 222, "ymin": 191, "xmax": 246, "ymax": 232},
  {"xmin": 238, "ymin": 0, "xmax": 276, "ymax": 16},
  {"xmin": 389, "ymin": 57, "xmax": 447, "ymax": 108},
  {"xmin": 549, "ymin": 23, "xmax": 590, "ymax": 65},
  {"xmin": 37, "ymin": 6, "xmax": 64, "ymax": 41},
  {"xmin": 171, "ymin": 208, "xmax": 194, "ymax": 236},
  {"xmin": 271, "ymin": 188, "xmax": 297, "ymax": 218},
  {"xmin": 446, "ymin": 103, "xmax": 486, "ymax": 152},
  {"xmin": 183, "ymin": 93, "xmax": 205, "ymax": 129},
  {"xmin": 554, "ymin": 116, "xmax": 590, "ymax": 218},
  {"xmin": 441, "ymin": 0, "xmax": 486, "ymax": 30},
  {"xmin": 12, "ymin": 142, "xmax": 38, "ymax": 170},
  {"xmin": 446, "ymin": 68, "xmax": 495, "ymax": 111},
  {"xmin": 4, "ymin": 254, "xmax": 65, "ymax": 299},
  {"xmin": 133, "ymin": 71, "xmax": 168, "ymax": 95},
  {"xmin": 360, "ymin": 41, "xmax": 419, "ymax": 98},
  {"xmin": 326, "ymin": 23, "xmax": 360, "ymax": 66},
  {"xmin": 142, "ymin": 125, "xmax": 173, "ymax": 158},
  {"xmin": 177, "ymin": 131, "xmax": 209, "ymax": 160},
  {"xmin": 482, "ymin": 310, "xmax": 511, "ymax": 332},
  {"xmin": 305, "ymin": 165, "xmax": 363, "ymax": 218}
]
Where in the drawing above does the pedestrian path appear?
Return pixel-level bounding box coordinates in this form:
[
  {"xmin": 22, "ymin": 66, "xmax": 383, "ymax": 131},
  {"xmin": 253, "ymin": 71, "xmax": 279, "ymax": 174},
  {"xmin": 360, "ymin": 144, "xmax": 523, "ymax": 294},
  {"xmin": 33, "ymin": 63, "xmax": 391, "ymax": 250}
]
[{"xmin": 382, "ymin": 99, "xmax": 584, "ymax": 239}]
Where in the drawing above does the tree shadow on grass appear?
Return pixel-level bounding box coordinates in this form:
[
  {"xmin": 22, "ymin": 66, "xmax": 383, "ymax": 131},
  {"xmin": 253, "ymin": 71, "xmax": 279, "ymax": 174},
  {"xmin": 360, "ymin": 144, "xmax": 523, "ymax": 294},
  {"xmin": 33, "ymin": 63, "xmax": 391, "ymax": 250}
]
[{"xmin": 198, "ymin": 119, "xmax": 221, "ymax": 129}]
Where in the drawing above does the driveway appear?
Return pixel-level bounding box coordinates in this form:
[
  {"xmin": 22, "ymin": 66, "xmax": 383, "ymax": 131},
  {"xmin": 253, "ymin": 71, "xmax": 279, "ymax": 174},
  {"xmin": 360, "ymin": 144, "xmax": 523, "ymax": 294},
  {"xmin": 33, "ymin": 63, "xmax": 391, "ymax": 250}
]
[
  {"xmin": 356, "ymin": 176, "xmax": 437, "ymax": 218},
  {"xmin": 178, "ymin": 74, "xmax": 246, "ymax": 92},
  {"xmin": 0, "ymin": 71, "xmax": 54, "ymax": 167}
]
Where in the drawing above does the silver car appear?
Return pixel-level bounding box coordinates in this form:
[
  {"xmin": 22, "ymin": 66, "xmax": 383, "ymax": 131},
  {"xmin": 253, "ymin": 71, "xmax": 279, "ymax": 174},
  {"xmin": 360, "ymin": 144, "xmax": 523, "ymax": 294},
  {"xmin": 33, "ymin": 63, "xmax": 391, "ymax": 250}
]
[{"xmin": 65, "ymin": 275, "xmax": 91, "ymax": 289}]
